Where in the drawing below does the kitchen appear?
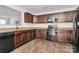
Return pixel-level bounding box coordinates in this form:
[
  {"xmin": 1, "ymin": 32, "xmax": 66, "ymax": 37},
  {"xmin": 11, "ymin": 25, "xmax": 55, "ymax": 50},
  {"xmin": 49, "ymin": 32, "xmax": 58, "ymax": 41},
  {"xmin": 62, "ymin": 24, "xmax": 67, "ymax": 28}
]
[{"xmin": 0, "ymin": 5, "xmax": 78, "ymax": 53}]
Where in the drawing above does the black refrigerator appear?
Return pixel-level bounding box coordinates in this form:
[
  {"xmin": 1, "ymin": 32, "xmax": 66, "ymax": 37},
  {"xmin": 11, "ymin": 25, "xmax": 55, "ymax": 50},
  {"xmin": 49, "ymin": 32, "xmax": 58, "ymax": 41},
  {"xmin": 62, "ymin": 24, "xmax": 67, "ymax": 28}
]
[{"xmin": 73, "ymin": 7, "xmax": 79, "ymax": 52}]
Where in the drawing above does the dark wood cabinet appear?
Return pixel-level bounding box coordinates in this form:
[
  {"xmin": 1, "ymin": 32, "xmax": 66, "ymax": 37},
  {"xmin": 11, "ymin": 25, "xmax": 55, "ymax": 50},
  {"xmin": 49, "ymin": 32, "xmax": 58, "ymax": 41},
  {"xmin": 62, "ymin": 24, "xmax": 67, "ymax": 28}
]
[
  {"xmin": 34, "ymin": 15, "xmax": 48, "ymax": 23},
  {"xmin": 25, "ymin": 30, "xmax": 33, "ymax": 42},
  {"xmin": 36, "ymin": 29, "xmax": 47, "ymax": 39},
  {"xmin": 29, "ymin": 30, "xmax": 35, "ymax": 40},
  {"xmin": 14, "ymin": 30, "xmax": 35, "ymax": 48},
  {"xmin": 64, "ymin": 11, "xmax": 73, "ymax": 22},
  {"xmin": 14, "ymin": 31, "xmax": 22, "ymax": 48},
  {"xmin": 52, "ymin": 11, "xmax": 74, "ymax": 23},
  {"xmin": 14, "ymin": 29, "xmax": 47, "ymax": 48},
  {"xmin": 27, "ymin": 30, "xmax": 35, "ymax": 41},
  {"xmin": 58, "ymin": 29, "xmax": 73, "ymax": 43},
  {"xmin": 21, "ymin": 30, "xmax": 28, "ymax": 44},
  {"xmin": 24, "ymin": 12, "xmax": 33, "ymax": 23}
]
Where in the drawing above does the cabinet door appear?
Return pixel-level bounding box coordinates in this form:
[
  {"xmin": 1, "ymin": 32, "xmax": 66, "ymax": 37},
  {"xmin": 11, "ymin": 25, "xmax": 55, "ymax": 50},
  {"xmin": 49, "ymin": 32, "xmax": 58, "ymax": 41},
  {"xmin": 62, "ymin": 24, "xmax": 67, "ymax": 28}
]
[
  {"xmin": 14, "ymin": 32, "xmax": 22, "ymax": 48},
  {"xmin": 24, "ymin": 12, "xmax": 29, "ymax": 22},
  {"xmin": 29, "ymin": 30, "xmax": 33, "ymax": 40},
  {"xmin": 21, "ymin": 30, "xmax": 34, "ymax": 44},
  {"xmin": 28, "ymin": 13, "xmax": 33, "ymax": 23},
  {"xmin": 58, "ymin": 30, "xmax": 66, "ymax": 42},
  {"xmin": 21, "ymin": 30, "xmax": 27, "ymax": 44},
  {"xmin": 26, "ymin": 31, "xmax": 31, "ymax": 42},
  {"xmin": 36, "ymin": 30, "xmax": 40, "ymax": 39},
  {"xmin": 24, "ymin": 12, "xmax": 33, "ymax": 23},
  {"xmin": 35, "ymin": 15, "xmax": 48, "ymax": 23},
  {"xmin": 58, "ymin": 30, "xmax": 72, "ymax": 43},
  {"xmin": 36, "ymin": 16, "xmax": 42, "ymax": 23},
  {"xmin": 65, "ymin": 30, "xmax": 73, "ymax": 42},
  {"xmin": 27, "ymin": 30, "xmax": 34, "ymax": 41},
  {"xmin": 32, "ymin": 29, "xmax": 36, "ymax": 39},
  {"xmin": 36, "ymin": 29, "xmax": 47, "ymax": 39},
  {"xmin": 64, "ymin": 11, "xmax": 73, "ymax": 22}
]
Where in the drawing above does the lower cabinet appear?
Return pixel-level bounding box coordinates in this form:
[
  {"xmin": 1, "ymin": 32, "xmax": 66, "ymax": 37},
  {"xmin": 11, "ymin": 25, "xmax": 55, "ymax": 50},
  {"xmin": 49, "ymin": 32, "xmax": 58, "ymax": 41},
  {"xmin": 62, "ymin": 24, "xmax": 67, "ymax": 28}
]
[
  {"xmin": 14, "ymin": 30, "xmax": 35, "ymax": 48},
  {"xmin": 14, "ymin": 31, "xmax": 22, "ymax": 48},
  {"xmin": 36, "ymin": 29, "xmax": 47, "ymax": 39},
  {"xmin": 25, "ymin": 30, "xmax": 32, "ymax": 42},
  {"xmin": 30, "ymin": 29, "xmax": 36, "ymax": 40},
  {"xmin": 58, "ymin": 29, "xmax": 73, "ymax": 43},
  {"xmin": 21, "ymin": 30, "xmax": 28, "ymax": 44}
]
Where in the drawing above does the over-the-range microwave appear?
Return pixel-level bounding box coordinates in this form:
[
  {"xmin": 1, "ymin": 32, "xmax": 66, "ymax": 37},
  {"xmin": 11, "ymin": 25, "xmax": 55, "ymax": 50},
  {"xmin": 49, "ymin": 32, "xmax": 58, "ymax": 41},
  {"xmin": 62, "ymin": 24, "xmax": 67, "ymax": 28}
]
[{"xmin": 48, "ymin": 17, "xmax": 58, "ymax": 23}]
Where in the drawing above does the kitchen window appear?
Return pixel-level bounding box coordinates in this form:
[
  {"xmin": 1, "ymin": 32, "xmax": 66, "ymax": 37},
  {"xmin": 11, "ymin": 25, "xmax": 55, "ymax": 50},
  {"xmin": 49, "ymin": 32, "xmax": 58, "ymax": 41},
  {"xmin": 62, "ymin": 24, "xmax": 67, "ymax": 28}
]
[
  {"xmin": 0, "ymin": 18, "xmax": 10, "ymax": 25},
  {"xmin": 0, "ymin": 17, "xmax": 21, "ymax": 25}
]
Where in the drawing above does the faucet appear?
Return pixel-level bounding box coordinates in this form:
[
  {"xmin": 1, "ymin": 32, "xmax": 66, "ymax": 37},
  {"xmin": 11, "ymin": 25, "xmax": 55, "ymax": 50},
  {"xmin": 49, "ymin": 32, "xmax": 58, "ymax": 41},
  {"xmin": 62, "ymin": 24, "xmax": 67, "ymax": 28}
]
[{"xmin": 16, "ymin": 21, "xmax": 19, "ymax": 29}]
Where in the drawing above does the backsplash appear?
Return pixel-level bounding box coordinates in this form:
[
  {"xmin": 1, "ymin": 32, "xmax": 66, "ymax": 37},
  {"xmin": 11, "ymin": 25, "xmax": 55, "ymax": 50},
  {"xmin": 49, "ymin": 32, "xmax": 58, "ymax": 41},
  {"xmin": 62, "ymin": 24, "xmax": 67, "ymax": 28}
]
[
  {"xmin": 0, "ymin": 23, "xmax": 73, "ymax": 28},
  {"xmin": 33, "ymin": 22, "xmax": 73, "ymax": 29}
]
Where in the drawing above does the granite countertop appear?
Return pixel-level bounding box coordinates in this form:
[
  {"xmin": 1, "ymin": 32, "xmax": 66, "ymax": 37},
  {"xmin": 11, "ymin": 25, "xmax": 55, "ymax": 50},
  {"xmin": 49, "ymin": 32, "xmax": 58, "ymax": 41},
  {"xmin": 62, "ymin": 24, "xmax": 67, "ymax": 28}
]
[
  {"xmin": 0, "ymin": 27, "xmax": 73, "ymax": 33},
  {"xmin": 0, "ymin": 27, "xmax": 48, "ymax": 33}
]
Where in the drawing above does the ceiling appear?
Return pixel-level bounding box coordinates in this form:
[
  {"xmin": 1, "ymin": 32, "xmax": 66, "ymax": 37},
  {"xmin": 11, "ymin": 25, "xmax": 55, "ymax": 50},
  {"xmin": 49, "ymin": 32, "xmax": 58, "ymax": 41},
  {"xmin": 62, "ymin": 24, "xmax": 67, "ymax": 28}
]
[
  {"xmin": 5, "ymin": 5, "xmax": 78, "ymax": 15},
  {"xmin": 17, "ymin": 5, "xmax": 77, "ymax": 13}
]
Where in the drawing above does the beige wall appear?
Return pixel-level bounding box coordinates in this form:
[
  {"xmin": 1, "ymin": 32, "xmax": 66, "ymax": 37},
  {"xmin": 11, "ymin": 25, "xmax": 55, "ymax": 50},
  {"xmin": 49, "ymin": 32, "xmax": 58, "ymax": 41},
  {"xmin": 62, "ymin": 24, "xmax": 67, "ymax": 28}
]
[
  {"xmin": 0, "ymin": 6, "xmax": 74, "ymax": 29},
  {"xmin": 0, "ymin": 6, "xmax": 21, "ymax": 28}
]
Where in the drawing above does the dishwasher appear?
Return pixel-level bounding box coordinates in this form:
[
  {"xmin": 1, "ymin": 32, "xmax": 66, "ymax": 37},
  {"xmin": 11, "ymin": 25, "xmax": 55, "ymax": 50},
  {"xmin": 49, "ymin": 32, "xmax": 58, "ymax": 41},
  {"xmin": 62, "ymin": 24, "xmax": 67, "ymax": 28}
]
[{"xmin": 0, "ymin": 32, "xmax": 14, "ymax": 53}]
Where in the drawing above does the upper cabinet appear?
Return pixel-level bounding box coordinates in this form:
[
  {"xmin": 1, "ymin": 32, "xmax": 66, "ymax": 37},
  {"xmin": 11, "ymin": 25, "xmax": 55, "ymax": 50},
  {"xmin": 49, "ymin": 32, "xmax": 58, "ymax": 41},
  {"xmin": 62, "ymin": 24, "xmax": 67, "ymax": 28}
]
[
  {"xmin": 34, "ymin": 15, "xmax": 48, "ymax": 23},
  {"xmin": 24, "ymin": 12, "xmax": 33, "ymax": 23},
  {"xmin": 57, "ymin": 11, "xmax": 73, "ymax": 22},
  {"xmin": 24, "ymin": 11, "xmax": 74, "ymax": 23},
  {"xmin": 48, "ymin": 11, "xmax": 74, "ymax": 23},
  {"xmin": 64, "ymin": 11, "xmax": 73, "ymax": 22}
]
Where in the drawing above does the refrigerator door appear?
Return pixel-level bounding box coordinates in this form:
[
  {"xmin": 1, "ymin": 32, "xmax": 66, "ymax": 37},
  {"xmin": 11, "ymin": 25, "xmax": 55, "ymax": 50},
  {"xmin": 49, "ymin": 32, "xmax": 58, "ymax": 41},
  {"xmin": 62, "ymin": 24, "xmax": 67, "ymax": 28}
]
[{"xmin": 47, "ymin": 25, "xmax": 58, "ymax": 41}]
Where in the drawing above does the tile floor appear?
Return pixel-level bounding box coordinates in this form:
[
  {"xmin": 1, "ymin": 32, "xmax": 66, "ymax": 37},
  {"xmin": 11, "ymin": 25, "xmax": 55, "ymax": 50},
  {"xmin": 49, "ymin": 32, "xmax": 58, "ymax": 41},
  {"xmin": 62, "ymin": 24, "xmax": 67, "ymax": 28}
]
[{"xmin": 11, "ymin": 39, "xmax": 73, "ymax": 53}]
